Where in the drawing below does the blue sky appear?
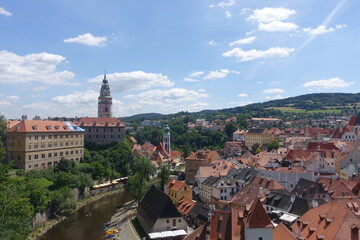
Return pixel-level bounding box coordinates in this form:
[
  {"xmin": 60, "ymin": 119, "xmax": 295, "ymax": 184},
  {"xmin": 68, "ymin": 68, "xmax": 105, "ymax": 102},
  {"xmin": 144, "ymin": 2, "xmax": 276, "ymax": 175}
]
[{"xmin": 0, "ymin": 0, "xmax": 359, "ymax": 119}]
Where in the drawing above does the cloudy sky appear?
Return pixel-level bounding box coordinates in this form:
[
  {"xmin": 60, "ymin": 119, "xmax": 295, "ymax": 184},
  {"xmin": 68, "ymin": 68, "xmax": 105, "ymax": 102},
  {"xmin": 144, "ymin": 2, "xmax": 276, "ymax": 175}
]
[{"xmin": 0, "ymin": 0, "xmax": 359, "ymax": 119}]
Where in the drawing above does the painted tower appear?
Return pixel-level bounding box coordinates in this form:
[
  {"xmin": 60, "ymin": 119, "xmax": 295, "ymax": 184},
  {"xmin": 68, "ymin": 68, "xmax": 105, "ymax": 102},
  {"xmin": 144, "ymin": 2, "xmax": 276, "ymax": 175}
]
[
  {"xmin": 98, "ymin": 73, "xmax": 113, "ymax": 118},
  {"xmin": 163, "ymin": 124, "xmax": 171, "ymax": 154}
]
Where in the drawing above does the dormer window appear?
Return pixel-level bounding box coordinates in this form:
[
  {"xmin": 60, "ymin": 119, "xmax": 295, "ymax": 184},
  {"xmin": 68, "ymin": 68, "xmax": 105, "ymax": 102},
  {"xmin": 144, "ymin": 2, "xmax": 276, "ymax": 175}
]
[
  {"xmin": 32, "ymin": 125, "xmax": 38, "ymax": 130},
  {"xmin": 63, "ymin": 126, "xmax": 68, "ymax": 130},
  {"xmin": 55, "ymin": 125, "xmax": 60, "ymax": 130},
  {"xmin": 46, "ymin": 125, "xmax": 51, "ymax": 130}
]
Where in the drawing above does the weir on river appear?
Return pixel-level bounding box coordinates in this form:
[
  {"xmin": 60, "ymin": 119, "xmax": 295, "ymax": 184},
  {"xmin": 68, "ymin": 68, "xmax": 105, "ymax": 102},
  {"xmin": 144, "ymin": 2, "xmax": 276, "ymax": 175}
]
[{"xmin": 39, "ymin": 191, "xmax": 134, "ymax": 240}]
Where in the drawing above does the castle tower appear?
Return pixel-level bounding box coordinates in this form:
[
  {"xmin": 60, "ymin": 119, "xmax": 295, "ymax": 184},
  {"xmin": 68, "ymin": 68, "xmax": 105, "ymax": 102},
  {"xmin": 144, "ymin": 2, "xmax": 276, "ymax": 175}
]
[
  {"xmin": 98, "ymin": 73, "xmax": 113, "ymax": 118},
  {"xmin": 163, "ymin": 124, "xmax": 171, "ymax": 154}
]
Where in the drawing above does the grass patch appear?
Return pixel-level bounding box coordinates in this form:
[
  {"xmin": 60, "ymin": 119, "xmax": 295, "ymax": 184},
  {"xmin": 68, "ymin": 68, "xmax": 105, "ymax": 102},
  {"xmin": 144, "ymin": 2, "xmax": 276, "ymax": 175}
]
[
  {"xmin": 38, "ymin": 177, "xmax": 53, "ymax": 187},
  {"xmin": 131, "ymin": 218, "xmax": 147, "ymax": 239},
  {"xmin": 267, "ymin": 107, "xmax": 343, "ymax": 114}
]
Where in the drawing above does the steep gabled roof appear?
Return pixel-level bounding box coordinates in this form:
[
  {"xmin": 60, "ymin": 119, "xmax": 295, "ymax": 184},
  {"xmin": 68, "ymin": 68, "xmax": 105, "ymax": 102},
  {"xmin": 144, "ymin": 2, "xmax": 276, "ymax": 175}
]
[
  {"xmin": 273, "ymin": 222, "xmax": 297, "ymax": 240},
  {"xmin": 188, "ymin": 201, "xmax": 211, "ymax": 223},
  {"xmin": 137, "ymin": 185, "xmax": 182, "ymax": 228},
  {"xmin": 245, "ymin": 198, "xmax": 273, "ymax": 228}
]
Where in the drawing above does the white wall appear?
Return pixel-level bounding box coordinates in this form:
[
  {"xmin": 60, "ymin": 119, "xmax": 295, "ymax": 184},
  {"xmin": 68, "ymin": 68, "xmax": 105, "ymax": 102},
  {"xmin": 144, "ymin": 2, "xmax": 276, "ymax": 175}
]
[{"xmin": 245, "ymin": 227, "xmax": 273, "ymax": 240}]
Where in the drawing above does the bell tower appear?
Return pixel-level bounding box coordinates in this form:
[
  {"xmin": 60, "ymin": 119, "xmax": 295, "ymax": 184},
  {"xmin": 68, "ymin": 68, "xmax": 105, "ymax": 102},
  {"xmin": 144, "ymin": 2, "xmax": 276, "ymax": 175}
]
[
  {"xmin": 163, "ymin": 124, "xmax": 171, "ymax": 154},
  {"xmin": 98, "ymin": 73, "xmax": 113, "ymax": 118}
]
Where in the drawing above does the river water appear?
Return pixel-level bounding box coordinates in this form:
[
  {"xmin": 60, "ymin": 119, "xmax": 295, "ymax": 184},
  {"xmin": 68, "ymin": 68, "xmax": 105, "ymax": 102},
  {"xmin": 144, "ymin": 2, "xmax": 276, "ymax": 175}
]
[{"xmin": 39, "ymin": 191, "xmax": 134, "ymax": 240}]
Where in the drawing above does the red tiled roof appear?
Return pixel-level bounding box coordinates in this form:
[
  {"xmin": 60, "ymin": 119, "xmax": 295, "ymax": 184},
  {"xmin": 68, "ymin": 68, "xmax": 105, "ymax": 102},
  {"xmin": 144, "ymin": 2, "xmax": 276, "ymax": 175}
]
[
  {"xmin": 291, "ymin": 201, "xmax": 360, "ymax": 240},
  {"xmin": 251, "ymin": 177, "xmax": 285, "ymax": 190},
  {"xmin": 183, "ymin": 224, "xmax": 207, "ymax": 240},
  {"xmin": 273, "ymin": 222, "xmax": 296, "ymax": 240},
  {"xmin": 77, "ymin": 117, "xmax": 124, "ymax": 127},
  {"xmin": 176, "ymin": 197, "xmax": 196, "ymax": 215},
  {"xmin": 245, "ymin": 198, "xmax": 273, "ymax": 228},
  {"xmin": 210, "ymin": 209, "xmax": 232, "ymax": 240},
  {"xmin": 307, "ymin": 142, "xmax": 339, "ymax": 151},
  {"xmin": 170, "ymin": 150, "xmax": 183, "ymax": 158},
  {"xmin": 7, "ymin": 120, "xmax": 81, "ymax": 133},
  {"xmin": 185, "ymin": 150, "xmax": 219, "ymax": 161},
  {"xmin": 166, "ymin": 179, "xmax": 186, "ymax": 192}
]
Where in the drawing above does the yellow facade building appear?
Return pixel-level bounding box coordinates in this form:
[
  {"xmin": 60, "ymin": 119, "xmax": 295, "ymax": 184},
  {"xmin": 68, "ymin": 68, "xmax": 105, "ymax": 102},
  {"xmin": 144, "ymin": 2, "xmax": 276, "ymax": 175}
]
[
  {"xmin": 7, "ymin": 120, "xmax": 84, "ymax": 171},
  {"xmin": 166, "ymin": 179, "xmax": 193, "ymax": 204}
]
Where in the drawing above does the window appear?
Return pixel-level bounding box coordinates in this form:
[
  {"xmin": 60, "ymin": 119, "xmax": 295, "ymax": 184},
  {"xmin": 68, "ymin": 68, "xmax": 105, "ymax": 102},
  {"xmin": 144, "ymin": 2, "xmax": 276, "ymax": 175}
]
[
  {"xmin": 60, "ymin": 152, "xmax": 63, "ymax": 156},
  {"xmin": 41, "ymin": 135, "xmax": 45, "ymax": 140},
  {"xmin": 54, "ymin": 135, "xmax": 58, "ymax": 139},
  {"xmin": 41, "ymin": 143, "xmax": 45, "ymax": 148},
  {"xmin": 17, "ymin": 156, "xmax": 20, "ymax": 160},
  {"xmin": 54, "ymin": 142, "xmax": 58, "ymax": 147},
  {"xmin": 48, "ymin": 135, "xmax": 52, "ymax": 139},
  {"xmin": 66, "ymin": 151, "xmax": 69, "ymax": 155},
  {"xmin": 60, "ymin": 135, "xmax": 63, "ymax": 139},
  {"xmin": 35, "ymin": 135, "xmax": 39, "ymax": 140},
  {"xmin": 28, "ymin": 165, "xmax": 31, "ymax": 168},
  {"xmin": 166, "ymin": 220, "xmax": 169, "ymax": 223},
  {"xmin": 47, "ymin": 162, "xmax": 52, "ymax": 166},
  {"xmin": 48, "ymin": 153, "xmax": 52, "ymax": 158},
  {"xmin": 35, "ymin": 164, "xmax": 38, "ymax": 168},
  {"xmin": 54, "ymin": 152, "xmax": 57, "ymax": 157},
  {"xmin": 35, "ymin": 155, "xmax": 38, "ymax": 159},
  {"xmin": 48, "ymin": 143, "xmax": 52, "ymax": 148},
  {"xmin": 41, "ymin": 154, "xmax": 45, "ymax": 158},
  {"xmin": 28, "ymin": 155, "xmax": 31, "ymax": 160},
  {"xmin": 71, "ymin": 151, "xmax": 73, "ymax": 155},
  {"xmin": 60, "ymin": 142, "xmax": 63, "ymax": 147},
  {"xmin": 29, "ymin": 144, "xmax": 31, "ymax": 149},
  {"xmin": 29, "ymin": 136, "xmax": 32, "ymax": 140}
]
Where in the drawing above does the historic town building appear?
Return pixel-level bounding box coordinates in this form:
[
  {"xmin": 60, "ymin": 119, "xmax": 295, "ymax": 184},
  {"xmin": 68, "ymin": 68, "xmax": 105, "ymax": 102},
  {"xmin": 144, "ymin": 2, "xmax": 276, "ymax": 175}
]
[
  {"xmin": 98, "ymin": 73, "xmax": 113, "ymax": 118},
  {"xmin": 7, "ymin": 120, "xmax": 85, "ymax": 171}
]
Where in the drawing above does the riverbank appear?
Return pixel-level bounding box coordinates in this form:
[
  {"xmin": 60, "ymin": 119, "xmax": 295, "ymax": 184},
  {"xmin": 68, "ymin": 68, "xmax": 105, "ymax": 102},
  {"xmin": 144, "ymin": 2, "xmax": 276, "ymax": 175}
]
[
  {"xmin": 27, "ymin": 188, "xmax": 126, "ymax": 240},
  {"xmin": 105, "ymin": 200, "xmax": 141, "ymax": 240}
]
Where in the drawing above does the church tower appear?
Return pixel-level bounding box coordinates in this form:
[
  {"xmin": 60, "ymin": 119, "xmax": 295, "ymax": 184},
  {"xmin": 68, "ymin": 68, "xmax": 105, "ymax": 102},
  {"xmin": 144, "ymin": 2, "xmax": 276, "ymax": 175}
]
[
  {"xmin": 98, "ymin": 73, "xmax": 113, "ymax": 118},
  {"xmin": 163, "ymin": 124, "xmax": 171, "ymax": 154}
]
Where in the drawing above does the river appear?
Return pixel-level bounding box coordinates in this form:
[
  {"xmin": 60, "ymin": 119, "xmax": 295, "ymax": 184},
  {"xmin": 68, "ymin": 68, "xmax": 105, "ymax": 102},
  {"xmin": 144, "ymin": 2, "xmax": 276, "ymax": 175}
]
[{"xmin": 39, "ymin": 191, "xmax": 134, "ymax": 240}]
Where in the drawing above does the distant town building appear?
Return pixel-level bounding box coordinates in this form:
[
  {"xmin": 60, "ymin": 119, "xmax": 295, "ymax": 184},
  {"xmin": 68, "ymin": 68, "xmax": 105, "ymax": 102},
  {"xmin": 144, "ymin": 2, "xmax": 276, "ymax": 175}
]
[
  {"xmin": 185, "ymin": 150, "xmax": 220, "ymax": 183},
  {"xmin": 76, "ymin": 117, "xmax": 125, "ymax": 145},
  {"xmin": 7, "ymin": 120, "xmax": 85, "ymax": 171},
  {"xmin": 245, "ymin": 128, "xmax": 281, "ymax": 149},
  {"xmin": 163, "ymin": 124, "xmax": 171, "ymax": 154}
]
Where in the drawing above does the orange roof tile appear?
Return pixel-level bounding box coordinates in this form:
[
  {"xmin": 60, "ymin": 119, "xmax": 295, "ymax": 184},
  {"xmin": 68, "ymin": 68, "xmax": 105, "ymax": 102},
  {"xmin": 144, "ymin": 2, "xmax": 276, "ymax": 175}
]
[
  {"xmin": 166, "ymin": 179, "xmax": 186, "ymax": 192},
  {"xmin": 77, "ymin": 117, "xmax": 124, "ymax": 127},
  {"xmin": 291, "ymin": 201, "xmax": 360, "ymax": 240},
  {"xmin": 176, "ymin": 197, "xmax": 196, "ymax": 215},
  {"xmin": 273, "ymin": 222, "xmax": 296, "ymax": 240},
  {"xmin": 7, "ymin": 120, "xmax": 82, "ymax": 133}
]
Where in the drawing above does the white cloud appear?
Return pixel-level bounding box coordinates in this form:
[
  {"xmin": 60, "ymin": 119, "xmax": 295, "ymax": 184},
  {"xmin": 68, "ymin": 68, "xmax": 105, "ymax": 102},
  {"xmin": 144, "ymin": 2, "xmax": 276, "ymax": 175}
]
[
  {"xmin": 204, "ymin": 69, "xmax": 230, "ymax": 80},
  {"xmin": 183, "ymin": 78, "xmax": 200, "ymax": 82},
  {"xmin": 303, "ymin": 77, "xmax": 353, "ymax": 89},
  {"xmin": 238, "ymin": 93, "xmax": 248, "ymax": 97},
  {"xmin": 198, "ymin": 89, "xmax": 207, "ymax": 92},
  {"xmin": 240, "ymin": 8, "xmax": 251, "ymax": 15},
  {"xmin": 0, "ymin": 101, "xmax": 11, "ymax": 107},
  {"xmin": 229, "ymin": 101, "xmax": 253, "ymax": 106},
  {"xmin": 123, "ymin": 88, "xmax": 209, "ymax": 114},
  {"xmin": 210, "ymin": 0, "xmax": 235, "ymax": 8},
  {"xmin": 32, "ymin": 86, "xmax": 49, "ymax": 91},
  {"xmin": 0, "ymin": 7, "xmax": 12, "ymax": 16},
  {"xmin": 229, "ymin": 36, "xmax": 256, "ymax": 46},
  {"xmin": 189, "ymin": 71, "xmax": 204, "ymax": 77},
  {"xmin": 265, "ymin": 95, "xmax": 285, "ymax": 100},
  {"xmin": 259, "ymin": 21, "xmax": 298, "ymax": 32},
  {"xmin": 7, "ymin": 95, "xmax": 19, "ymax": 101},
  {"xmin": 52, "ymin": 90, "xmax": 98, "ymax": 107},
  {"xmin": 88, "ymin": 71, "xmax": 174, "ymax": 93},
  {"xmin": 247, "ymin": 7, "xmax": 296, "ymax": 23},
  {"xmin": 223, "ymin": 47, "xmax": 294, "ymax": 61},
  {"xmin": 262, "ymin": 88, "xmax": 284, "ymax": 94},
  {"xmin": 303, "ymin": 24, "xmax": 346, "ymax": 36},
  {"xmin": 64, "ymin": 33, "xmax": 107, "ymax": 47},
  {"xmin": 225, "ymin": 11, "xmax": 232, "ymax": 19},
  {"xmin": 0, "ymin": 50, "xmax": 76, "ymax": 85},
  {"xmin": 207, "ymin": 41, "xmax": 218, "ymax": 46}
]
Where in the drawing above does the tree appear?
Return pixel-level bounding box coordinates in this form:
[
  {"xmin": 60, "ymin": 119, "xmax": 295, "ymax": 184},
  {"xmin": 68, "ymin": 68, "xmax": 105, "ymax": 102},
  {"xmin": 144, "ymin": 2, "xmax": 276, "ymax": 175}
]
[
  {"xmin": 251, "ymin": 143, "xmax": 260, "ymax": 154},
  {"xmin": 128, "ymin": 154, "xmax": 155, "ymax": 201},
  {"xmin": 266, "ymin": 140, "xmax": 280, "ymax": 152},
  {"xmin": 56, "ymin": 158, "xmax": 76, "ymax": 173},
  {"xmin": 157, "ymin": 164, "xmax": 170, "ymax": 191},
  {"xmin": 224, "ymin": 122, "xmax": 237, "ymax": 139},
  {"xmin": 48, "ymin": 187, "xmax": 76, "ymax": 216}
]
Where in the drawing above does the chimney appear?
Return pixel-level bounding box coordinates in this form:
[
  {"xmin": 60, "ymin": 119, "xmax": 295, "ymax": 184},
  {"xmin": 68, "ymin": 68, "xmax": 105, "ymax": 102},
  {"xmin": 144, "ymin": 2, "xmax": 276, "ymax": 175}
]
[{"xmin": 259, "ymin": 186, "xmax": 263, "ymax": 196}]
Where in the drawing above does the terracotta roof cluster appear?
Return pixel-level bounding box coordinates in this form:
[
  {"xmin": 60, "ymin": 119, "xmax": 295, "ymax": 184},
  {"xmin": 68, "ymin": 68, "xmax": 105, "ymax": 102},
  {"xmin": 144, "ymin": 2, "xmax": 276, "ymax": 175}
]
[
  {"xmin": 291, "ymin": 201, "xmax": 360, "ymax": 240},
  {"xmin": 273, "ymin": 222, "xmax": 297, "ymax": 240},
  {"xmin": 76, "ymin": 117, "xmax": 124, "ymax": 127},
  {"xmin": 318, "ymin": 177, "xmax": 359, "ymax": 199},
  {"xmin": 307, "ymin": 142, "xmax": 339, "ymax": 151},
  {"xmin": 251, "ymin": 177, "xmax": 285, "ymax": 190},
  {"xmin": 245, "ymin": 198, "xmax": 273, "ymax": 228},
  {"xmin": 183, "ymin": 224, "xmax": 206, "ymax": 240},
  {"xmin": 186, "ymin": 150, "xmax": 219, "ymax": 161},
  {"xmin": 198, "ymin": 161, "xmax": 234, "ymax": 178},
  {"xmin": 7, "ymin": 120, "xmax": 83, "ymax": 133}
]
